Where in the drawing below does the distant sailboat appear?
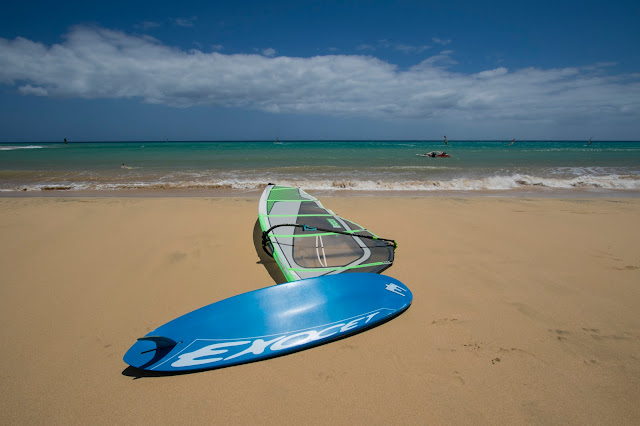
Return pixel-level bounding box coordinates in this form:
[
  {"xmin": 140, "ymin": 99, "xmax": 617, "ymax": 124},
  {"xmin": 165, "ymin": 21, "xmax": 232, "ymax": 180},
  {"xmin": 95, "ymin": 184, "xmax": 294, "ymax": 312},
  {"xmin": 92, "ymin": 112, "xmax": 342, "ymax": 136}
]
[
  {"xmin": 509, "ymin": 138, "xmax": 515, "ymax": 146},
  {"xmin": 274, "ymin": 137, "xmax": 282, "ymax": 145}
]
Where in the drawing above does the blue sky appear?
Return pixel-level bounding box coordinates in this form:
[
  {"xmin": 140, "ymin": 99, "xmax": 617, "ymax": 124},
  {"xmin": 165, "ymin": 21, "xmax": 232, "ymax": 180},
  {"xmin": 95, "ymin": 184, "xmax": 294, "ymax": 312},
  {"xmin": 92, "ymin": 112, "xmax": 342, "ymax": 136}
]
[{"xmin": 1, "ymin": 0, "xmax": 639, "ymax": 141}]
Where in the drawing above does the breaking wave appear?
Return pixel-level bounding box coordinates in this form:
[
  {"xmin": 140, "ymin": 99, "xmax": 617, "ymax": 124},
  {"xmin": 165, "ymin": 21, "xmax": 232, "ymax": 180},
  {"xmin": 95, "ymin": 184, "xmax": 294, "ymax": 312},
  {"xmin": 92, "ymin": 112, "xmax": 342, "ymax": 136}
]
[{"xmin": 3, "ymin": 173, "xmax": 640, "ymax": 193}]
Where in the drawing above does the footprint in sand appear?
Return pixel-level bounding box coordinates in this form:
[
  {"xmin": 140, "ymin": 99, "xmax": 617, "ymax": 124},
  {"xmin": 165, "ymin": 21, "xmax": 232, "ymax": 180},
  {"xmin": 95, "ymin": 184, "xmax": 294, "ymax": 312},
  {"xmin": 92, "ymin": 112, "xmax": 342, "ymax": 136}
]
[
  {"xmin": 549, "ymin": 329, "xmax": 571, "ymax": 341},
  {"xmin": 431, "ymin": 317, "xmax": 459, "ymax": 325},
  {"xmin": 451, "ymin": 371, "xmax": 465, "ymax": 385}
]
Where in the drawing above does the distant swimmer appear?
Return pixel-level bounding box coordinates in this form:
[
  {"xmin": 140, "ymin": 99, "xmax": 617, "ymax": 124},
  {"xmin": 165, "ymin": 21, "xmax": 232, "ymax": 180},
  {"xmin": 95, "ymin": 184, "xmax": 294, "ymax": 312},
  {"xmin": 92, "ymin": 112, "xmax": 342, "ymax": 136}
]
[
  {"xmin": 121, "ymin": 163, "xmax": 132, "ymax": 169},
  {"xmin": 509, "ymin": 138, "xmax": 515, "ymax": 146},
  {"xmin": 444, "ymin": 136, "xmax": 449, "ymax": 146}
]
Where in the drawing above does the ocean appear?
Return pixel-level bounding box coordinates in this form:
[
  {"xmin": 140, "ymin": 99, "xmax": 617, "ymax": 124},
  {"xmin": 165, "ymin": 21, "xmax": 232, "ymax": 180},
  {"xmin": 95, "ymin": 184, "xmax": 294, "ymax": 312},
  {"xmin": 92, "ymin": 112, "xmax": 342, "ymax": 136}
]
[{"xmin": 1, "ymin": 141, "xmax": 639, "ymax": 196}]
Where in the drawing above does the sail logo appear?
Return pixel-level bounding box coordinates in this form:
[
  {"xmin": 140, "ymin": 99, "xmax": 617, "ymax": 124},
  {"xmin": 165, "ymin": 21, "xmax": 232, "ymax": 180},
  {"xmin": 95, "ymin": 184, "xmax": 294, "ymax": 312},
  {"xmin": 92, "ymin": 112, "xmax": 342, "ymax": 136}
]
[
  {"xmin": 326, "ymin": 218, "xmax": 341, "ymax": 228},
  {"xmin": 170, "ymin": 311, "xmax": 383, "ymax": 368}
]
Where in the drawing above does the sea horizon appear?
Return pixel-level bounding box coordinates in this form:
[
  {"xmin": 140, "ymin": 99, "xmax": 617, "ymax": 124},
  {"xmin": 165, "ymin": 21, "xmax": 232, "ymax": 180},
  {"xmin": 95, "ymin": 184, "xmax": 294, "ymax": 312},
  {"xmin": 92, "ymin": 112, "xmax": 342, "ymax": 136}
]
[{"xmin": 4, "ymin": 139, "xmax": 640, "ymax": 144}]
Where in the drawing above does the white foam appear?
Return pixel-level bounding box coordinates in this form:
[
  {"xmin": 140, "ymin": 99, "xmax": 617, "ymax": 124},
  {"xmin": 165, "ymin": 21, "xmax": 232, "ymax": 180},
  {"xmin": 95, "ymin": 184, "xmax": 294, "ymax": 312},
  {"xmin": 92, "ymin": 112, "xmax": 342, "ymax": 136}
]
[
  {"xmin": 4, "ymin": 173, "xmax": 639, "ymax": 193},
  {"xmin": 0, "ymin": 145, "xmax": 44, "ymax": 151}
]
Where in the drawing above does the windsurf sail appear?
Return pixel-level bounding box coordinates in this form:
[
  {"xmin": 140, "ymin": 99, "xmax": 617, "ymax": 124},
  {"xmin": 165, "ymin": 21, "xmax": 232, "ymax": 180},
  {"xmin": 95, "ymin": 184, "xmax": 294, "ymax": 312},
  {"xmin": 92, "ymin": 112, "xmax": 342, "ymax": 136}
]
[
  {"xmin": 509, "ymin": 138, "xmax": 515, "ymax": 146},
  {"xmin": 258, "ymin": 184, "xmax": 396, "ymax": 282},
  {"xmin": 444, "ymin": 136, "xmax": 448, "ymax": 146}
]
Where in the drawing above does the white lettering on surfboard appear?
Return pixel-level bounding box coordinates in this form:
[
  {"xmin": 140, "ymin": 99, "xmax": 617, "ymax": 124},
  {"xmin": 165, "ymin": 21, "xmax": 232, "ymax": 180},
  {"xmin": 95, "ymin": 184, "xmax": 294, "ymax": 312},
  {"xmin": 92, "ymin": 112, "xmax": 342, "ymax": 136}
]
[
  {"xmin": 385, "ymin": 283, "xmax": 407, "ymax": 296},
  {"xmin": 171, "ymin": 311, "xmax": 382, "ymax": 368}
]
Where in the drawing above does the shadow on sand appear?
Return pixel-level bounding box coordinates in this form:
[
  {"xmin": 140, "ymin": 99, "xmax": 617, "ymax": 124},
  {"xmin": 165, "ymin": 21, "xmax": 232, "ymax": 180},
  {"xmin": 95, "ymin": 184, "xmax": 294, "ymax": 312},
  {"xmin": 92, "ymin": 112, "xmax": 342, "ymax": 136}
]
[{"xmin": 251, "ymin": 218, "xmax": 287, "ymax": 284}]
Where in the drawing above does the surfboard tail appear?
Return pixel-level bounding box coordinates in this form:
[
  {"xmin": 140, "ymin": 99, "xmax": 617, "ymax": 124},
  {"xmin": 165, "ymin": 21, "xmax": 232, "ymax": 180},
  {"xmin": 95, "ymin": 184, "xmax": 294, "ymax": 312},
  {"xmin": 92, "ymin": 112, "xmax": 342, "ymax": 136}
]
[{"xmin": 137, "ymin": 335, "xmax": 178, "ymax": 353}]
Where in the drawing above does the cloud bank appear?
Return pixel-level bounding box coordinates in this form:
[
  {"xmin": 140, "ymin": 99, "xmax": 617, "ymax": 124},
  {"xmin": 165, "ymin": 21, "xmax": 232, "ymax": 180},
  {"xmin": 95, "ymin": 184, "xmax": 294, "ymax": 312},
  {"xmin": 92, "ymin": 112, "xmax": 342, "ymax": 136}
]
[{"xmin": 1, "ymin": 26, "xmax": 639, "ymax": 130}]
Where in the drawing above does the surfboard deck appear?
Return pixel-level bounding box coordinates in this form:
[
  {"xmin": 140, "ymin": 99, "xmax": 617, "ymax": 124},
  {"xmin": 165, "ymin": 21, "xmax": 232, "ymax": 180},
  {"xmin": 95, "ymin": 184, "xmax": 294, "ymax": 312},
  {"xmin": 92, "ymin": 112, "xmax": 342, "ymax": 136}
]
[{"xmin": 123, "ymin": 273, "xmax": 412, "ymax": 372}]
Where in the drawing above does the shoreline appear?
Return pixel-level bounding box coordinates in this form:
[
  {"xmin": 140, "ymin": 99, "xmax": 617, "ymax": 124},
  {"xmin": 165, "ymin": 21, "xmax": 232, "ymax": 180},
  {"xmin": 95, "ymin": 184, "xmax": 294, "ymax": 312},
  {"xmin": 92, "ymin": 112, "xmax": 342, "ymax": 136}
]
[
  {"xmin": 1, "ymin": 195, "xmax": 639, "ymax": 424},
  {"xmin": 2, "ymin": 187, "xmax": 640, "ymax": 199}
]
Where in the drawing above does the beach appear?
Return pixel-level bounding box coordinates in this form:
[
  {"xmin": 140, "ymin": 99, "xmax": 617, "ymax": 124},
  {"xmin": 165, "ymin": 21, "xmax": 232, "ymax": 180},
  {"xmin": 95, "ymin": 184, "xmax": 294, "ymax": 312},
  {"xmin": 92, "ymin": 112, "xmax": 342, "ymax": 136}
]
[{"xmin": 1, "ymin": 195, "xmax": 639, "ymax": 424}]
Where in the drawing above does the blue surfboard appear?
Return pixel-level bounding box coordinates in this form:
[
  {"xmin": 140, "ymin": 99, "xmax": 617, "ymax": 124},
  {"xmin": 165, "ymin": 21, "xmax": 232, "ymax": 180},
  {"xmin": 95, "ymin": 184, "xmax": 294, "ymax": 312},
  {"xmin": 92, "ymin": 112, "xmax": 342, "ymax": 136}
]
[{"xmin": 124, "ymin": 273, "xmax": 412, "ymax": 372}]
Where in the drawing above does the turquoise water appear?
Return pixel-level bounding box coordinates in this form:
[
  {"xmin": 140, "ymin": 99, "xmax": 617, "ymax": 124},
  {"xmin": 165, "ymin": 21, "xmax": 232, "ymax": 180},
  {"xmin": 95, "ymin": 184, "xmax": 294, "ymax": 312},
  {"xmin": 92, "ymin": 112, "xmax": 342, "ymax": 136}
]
[{"xmin": 1, "ymin": 141, "xmax": 639, "ymax": 194}]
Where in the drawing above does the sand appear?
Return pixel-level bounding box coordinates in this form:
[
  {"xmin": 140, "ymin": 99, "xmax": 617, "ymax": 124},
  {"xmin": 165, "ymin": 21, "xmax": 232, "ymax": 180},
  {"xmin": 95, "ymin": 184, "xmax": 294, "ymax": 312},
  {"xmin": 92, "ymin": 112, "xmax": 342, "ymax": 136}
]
[{"xmin": 0, "ymin": 195, "xmax": 639, "ymax": 424}]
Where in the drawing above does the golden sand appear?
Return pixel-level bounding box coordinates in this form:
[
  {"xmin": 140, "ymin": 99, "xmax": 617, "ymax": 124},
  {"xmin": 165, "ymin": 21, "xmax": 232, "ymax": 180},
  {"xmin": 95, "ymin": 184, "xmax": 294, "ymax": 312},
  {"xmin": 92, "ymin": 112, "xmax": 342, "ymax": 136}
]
[{"xmin": 1, "ymin": 196, "xmax": 639, "ymax": 424}]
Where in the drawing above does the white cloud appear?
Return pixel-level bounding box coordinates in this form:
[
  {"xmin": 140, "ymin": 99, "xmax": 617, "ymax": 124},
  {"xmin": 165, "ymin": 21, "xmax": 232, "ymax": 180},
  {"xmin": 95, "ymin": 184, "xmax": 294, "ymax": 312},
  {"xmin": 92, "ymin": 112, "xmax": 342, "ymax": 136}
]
[
  {"xmin": 18, "ymin": 84, "xmax": 48, "ymax": 96},
  {"xmin": 474, "ymin": 67, "xmax": 508, "ymax": 79},
  {"xmin": 261, "ymin": 48, "xmax": 277, "ymax": 57},
  {"xmin": 0, "ymin": 25, "xmax": 638, "ymax": 132},
  {"xmin": 432, "ymin": 37, "xmax": 451, "ymax": 46},
  {"xmin": 356, "ymin": 44, "xmax": 375, "ymax": 51},
  {"xmin": 395, "ymin": 43, "xmax": 430, "ymax": 54},
  {"xmin": 172, "ymin": 17, "xmax": 197, "ymax": 27},
  {"xmin": 357, "ymin": 39, "xmax": 431, "ymax": 54}
]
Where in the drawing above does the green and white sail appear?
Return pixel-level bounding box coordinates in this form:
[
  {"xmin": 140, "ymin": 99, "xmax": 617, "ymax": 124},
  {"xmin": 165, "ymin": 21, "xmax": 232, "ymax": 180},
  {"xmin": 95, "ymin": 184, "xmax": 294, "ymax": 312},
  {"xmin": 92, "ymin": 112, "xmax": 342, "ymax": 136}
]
[{"xmin": 259, "ymin": 184, "xmax": 396, "ymax": 282}]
